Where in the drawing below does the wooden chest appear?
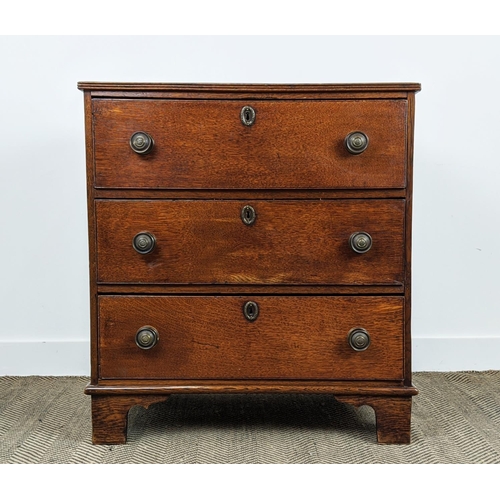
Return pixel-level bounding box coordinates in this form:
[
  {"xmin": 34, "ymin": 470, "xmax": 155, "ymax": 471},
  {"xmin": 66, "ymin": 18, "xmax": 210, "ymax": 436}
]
[{"xmin": 79, "ymin": 82, "xmax": 420, "ymax": 444}]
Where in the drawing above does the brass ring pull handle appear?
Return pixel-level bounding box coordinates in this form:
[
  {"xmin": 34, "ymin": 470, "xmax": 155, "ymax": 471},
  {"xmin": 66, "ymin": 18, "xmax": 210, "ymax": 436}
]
[
  {"xmin": 349, "ymin": 232, "xmax": 372, "ymax": 254},
  {"xmin": 241, "ymin": 106, "xmax": 256, "ymax": 126},
  {"xmin": 241, "ymin": 205, "xmax": 257, "ymax": 225},
  {"xmin": 133, "ymin": 232, "xmax": 156, "ymax": 254},
  {"xmin": 130, "ymin": 131, "xmax": 154, "ymax": 154},
  {"xmin": 345, "ymin": 131, "xmax": 369, "ymax": 154},
  {"xmin": 243, "ymin": 301, "xmax": 259, "ymax": 322},
  {"xmin": 135, "ymin": 326, "xmax": 159, "ymax": 350},
  {"xmin": 348, "ymin": 328, "xmax": 370, "ymax": 351}
]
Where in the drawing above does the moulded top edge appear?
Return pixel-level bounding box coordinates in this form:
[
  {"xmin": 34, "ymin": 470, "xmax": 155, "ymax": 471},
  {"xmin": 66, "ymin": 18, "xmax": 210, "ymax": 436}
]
[{"xmin": 77, "ymin": 82, "xmax": 421, "ymax": 93}]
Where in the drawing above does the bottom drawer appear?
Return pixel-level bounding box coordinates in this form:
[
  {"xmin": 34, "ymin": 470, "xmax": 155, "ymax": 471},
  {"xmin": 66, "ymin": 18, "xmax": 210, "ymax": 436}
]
[{"xmin": 98, "ymin": 295, "xmax": 404, "ymax": 381}]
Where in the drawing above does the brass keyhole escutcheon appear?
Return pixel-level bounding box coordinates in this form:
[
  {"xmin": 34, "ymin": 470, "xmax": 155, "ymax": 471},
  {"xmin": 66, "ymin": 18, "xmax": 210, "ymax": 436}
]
[
  {"xmin": 243, "ymin": 301, "xmax": 259, "ymax": 322},
  {"xmin": 240, "ymin": 105, "xmax": 256, "ymax": 126},
  {"xmin": 241, "ymin": 205, "xmax": 257, "ymax": 225}
]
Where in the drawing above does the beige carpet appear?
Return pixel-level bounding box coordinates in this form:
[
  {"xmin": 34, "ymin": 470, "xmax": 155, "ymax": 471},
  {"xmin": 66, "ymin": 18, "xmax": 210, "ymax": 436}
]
[{"xmin": 1, "ymin": 372, "xmax": 499, "ymax": 463}]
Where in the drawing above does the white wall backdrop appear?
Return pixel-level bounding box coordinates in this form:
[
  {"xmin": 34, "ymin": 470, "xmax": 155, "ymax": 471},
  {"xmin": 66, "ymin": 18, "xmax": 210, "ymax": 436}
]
[{"xmin": 0, "ymin": 36, "xmax": 498, "ymax": 375}]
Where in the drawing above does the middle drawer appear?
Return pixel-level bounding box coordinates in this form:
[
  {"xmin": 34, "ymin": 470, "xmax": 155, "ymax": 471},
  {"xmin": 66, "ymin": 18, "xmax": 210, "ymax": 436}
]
[{"xmin": 96, "ymin": 199, "xmax": 405, "ymax": 285}]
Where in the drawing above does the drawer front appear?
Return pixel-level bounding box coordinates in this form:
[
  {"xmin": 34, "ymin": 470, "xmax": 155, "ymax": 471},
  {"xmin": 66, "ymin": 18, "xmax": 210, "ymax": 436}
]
[
  {"xmin": 93, "ymin": 99, "xmax": 407, "ymax": 189},
  {"xmin": 98, "ymin": 296, "xmax": 404, "ymax": 380},
  {"xmin": 96, "ymin": 199, "xmax": 405, "ymax": 285}
]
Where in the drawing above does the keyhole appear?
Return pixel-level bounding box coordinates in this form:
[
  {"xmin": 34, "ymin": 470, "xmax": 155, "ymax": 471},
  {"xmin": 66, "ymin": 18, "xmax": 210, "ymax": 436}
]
[
  {"xmin": 244, "ymin": 301, "xmax": 259, "ymax": 321},
  {"xmin": 241, "ymin": 205, "xmax": 256, "ymax": 225},
  {"xmin": 241, "ymin": 106, "xmax": 255, "ymax": 126}
]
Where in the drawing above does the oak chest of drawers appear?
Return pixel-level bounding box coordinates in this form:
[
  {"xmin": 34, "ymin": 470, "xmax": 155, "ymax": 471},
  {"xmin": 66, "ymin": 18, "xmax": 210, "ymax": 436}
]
[{"xmin": 79, "ymin": 82, "xmax": 420, "ymax": 445}]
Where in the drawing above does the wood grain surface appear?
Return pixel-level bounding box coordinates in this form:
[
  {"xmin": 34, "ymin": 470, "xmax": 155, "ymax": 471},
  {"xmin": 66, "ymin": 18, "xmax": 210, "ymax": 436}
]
[
  {"xmin": 93, "ymin": 99, "xmax": 407, "ymax": 189},
  {"xmin": 336, "ymin": 395, "xmax": 412, "ymax": 444},
  {"xmin": 91, "ymin": 395, "xmax": 168, "ymax": 445},
  {"xmin": 96, "ymin": 199, "xmax": 405, "ymax": 285},
  {"xmin": 98, "ymin": 295, "xmax": 404, "ymax": 381},
  {"xmin": 78, "ymin": 82, "xmax": 422, "ymax": 92}
]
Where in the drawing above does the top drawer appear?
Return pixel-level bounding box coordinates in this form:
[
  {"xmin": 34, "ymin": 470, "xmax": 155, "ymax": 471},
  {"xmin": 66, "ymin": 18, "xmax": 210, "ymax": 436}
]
[{"xmin": 93, "ymin": 99, "xmax": 407, "ymax": 190}]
